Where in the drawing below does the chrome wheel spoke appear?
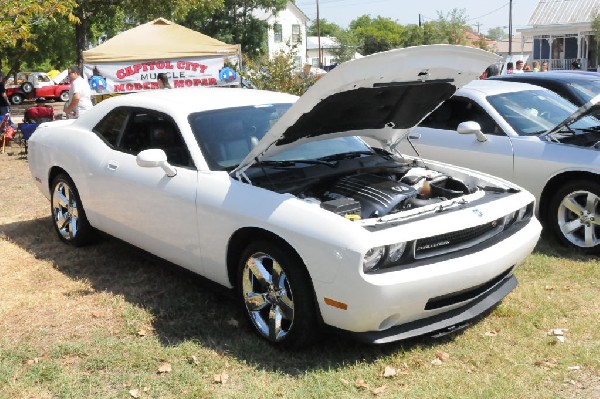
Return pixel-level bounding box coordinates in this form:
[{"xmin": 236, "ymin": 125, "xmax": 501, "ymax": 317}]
[
  {"xmin": 561, "ymin": 219, "xmax": 582, "ymax": 235},
  {"xmin": 562, "ymin": 195, "xmax": 583, "ymax": 216},
  {"xmin": 278, "ymin": 294, "xmax": 294, "ymax": 321},
  {"xmin": 245, "ymin": 292, "xmax": 269, "ymax": 312},
  {"xmin": 584, "ymin": 224, "xmax": 598, "ymax": 247},
  {"xmin": 247, "ymin": 257, "xmax": 272, "ymax": 288},
  {"xmin": 585, "ymin": 193, "xmax": 599, "ymax": 213},
  {"xmin": 268, "ymin": 305, "xmax": 283, "ymax": 341}
]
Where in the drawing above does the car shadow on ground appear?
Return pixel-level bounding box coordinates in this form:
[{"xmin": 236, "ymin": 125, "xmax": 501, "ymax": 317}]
[{"xmin": 1, "ymin": 216, "xmax": 580, "ymax": 375}]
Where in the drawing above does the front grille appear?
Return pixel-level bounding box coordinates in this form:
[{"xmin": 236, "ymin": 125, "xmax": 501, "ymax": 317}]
[{"xmin": 414, "ymin": 217, "xmax": 504, "ymax": 259}]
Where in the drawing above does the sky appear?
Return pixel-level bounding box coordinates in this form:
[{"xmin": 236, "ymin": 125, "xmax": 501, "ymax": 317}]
[{"xmin": 295, "ymin": 0, "xmax": 540, "ymax": 35}]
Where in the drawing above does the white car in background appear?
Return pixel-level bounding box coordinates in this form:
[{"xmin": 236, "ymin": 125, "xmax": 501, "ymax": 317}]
[
  {"xmin": 28, "ymin": 45, "xmax": 541, "ymax": 348},
  {"xmin": 403, "ymin": 80, "xmax": 600, "ymax": 254}
]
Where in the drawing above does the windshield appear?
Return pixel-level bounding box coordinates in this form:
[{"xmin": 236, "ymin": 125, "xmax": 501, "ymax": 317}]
[
  {"xmin": 487, "ymin": 89, "xmax": 599, "ymax": 135},
  {"xmin": 189, "ymin": 103, "xmax": 372, "ymax": 170},
  {"xmin": 569, "ymin": 80, "xmax": 600, "ymax": 104}
]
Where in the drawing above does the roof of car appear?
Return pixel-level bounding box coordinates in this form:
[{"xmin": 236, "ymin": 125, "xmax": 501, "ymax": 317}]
[
  {"xmin": 489, "ymin": 71, "xmax": 600, "ymax": 83},
  {"xmin": 458, "ymin": 79, "xmax": 545, "ymax": 96},
  {"xmin": 92, "ymin": 87, "xmax": 299, "ymax": 117}
]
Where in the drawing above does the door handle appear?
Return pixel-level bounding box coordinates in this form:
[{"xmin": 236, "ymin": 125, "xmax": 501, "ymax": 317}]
[
  {"xmin": 408, "ymin": 134, "xmax": 421, "ymax": 140},
  {"xmin": 107, "ymin": 161, "xmax": 119, "ymax": 171}
]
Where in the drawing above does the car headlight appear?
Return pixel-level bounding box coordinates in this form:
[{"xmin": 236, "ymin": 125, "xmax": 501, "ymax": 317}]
[
  {"xmin": 363, "ymin": 242, "xmax": 409, "ymax": 273},
  {"xmin": 363, "ymin": 246, "xmax": 385, "ymax": 273}
]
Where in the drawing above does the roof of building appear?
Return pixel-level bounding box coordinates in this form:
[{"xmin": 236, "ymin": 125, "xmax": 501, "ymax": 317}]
[
  {"xmin": 493, "ymin": 35, "xmax": 533, "ymax": 54},
  {"xmin": 306, "ymin": 36, "xmax": 339, "ymax": 50},
  {"xmin": 528, "ymin": 0, "xmax": 598, "ymax": 26}
]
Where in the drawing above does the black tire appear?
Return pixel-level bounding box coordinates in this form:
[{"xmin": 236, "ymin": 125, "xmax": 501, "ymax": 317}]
[
  {"xmin": 236, "ymin": 240, "xmax": 318, "ymax": 348},
  {"xmin": 60, "ymin": 91, "xmax": 69, "ymax": 102},
  {"xmin": 21, "ymin": 82, "xmax": 34, "ymax": 93},
  {"xmin": 547, "ymin": 179, "xmax": 600, "ymax": 254},
  {"xmin": 50, "ymin": 173, "xmax": 96, "ymax": 246},
  {"xmin": 10, "ymin": 93, "xmax": 24, "ymax": 105}
]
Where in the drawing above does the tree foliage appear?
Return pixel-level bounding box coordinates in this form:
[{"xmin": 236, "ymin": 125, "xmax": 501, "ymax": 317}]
[
  {"xmin": 240, "ymin": 47, "xmax": 317, "ymax": 95},
  {"xmin": 181, "ymin": 0, "xmax": 286, "ymax": 58},
  {"xmin": 350, "ymin": 16, "xmax": 404, "ymax": 55},
  {"xmin": 307, "ymin": 18, "xmax": 343, "ymax": 37},
  {"xmin": 486, "ymin": 27, "xmax": 507, "ymax": 42}
]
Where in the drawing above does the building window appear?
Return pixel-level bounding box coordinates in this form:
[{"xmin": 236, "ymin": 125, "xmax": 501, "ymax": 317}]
[
  {"xmin": 294, "ymin": 56, "xmax": 302, "ymax": 68},
  {"xmin": 292, "ymin": 25, "xmax": 301, "ymax": 43},
  {"xmin": 274, "ymin": 24, "xmax": 282, "ymax": 43},
  {"xmin": 312, "ymin": 58, "xmax": 319, "ymax": 67}
]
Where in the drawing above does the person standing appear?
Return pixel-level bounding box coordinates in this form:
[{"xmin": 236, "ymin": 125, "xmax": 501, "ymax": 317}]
[
  {"xmin": 157, "ymin": 73, "xmax": 172, "ymax": 89},
  {"xmin": 0, "ymin": 73, "xmax": 10, "ymax": 117},
  {"xmin": 514, "ymin": 60, "xmax": 525, "ymax": 73},
  {"xmin": 541, "ymin": 61, "xmax": 549, "ymax": 72},
  {"xmin": 63, "ymin": 65, "xmax": 92, "ymax": 118}
]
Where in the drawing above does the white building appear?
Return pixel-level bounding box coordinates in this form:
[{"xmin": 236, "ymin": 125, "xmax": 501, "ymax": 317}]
[
  {"xmin": 306, "ymin": 36, "xmax": 339, "ymax": 68},
  {"xmin": 253, "ymin": 1, "xmax": 309, "ymax": 67}
]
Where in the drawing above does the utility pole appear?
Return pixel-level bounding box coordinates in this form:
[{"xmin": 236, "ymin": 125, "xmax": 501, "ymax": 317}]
[
  {"xmin": 316, "ymin": 0, "xmax": 322, "ymax": 69},
  {"xmin": 419, "ymin": 14, "xmax": 422, "ymax": 27},
  {"xmin": 508, "ymin": 0, "xmax": 513, "ymax": 55}
]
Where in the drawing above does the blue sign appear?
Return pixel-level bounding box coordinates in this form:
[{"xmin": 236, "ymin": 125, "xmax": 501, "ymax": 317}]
[
  {"xmin": 89, "ymin": 75, "xmax": 107, "ymax": 91},
  {"xmin": 219, "ymin": 67, "xmax": 237, "ymax": 82}
]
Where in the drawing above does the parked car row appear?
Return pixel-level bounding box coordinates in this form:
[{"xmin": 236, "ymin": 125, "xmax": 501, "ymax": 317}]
[{"xmin": 26, "ymin": 45, "xmax": 597, "ymax": 348}]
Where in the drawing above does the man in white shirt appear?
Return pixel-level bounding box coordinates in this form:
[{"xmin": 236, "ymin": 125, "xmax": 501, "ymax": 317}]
[
  {"xmin": 63, "ymin": 65, "xmax": 93, "ymax": 118},
  {"xmin": 514, "ymin": 60, "xmax": 525, "ymax": 73}
]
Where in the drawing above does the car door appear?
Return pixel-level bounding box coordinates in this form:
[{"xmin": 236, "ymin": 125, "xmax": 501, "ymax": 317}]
[
  {"xmin": 401, "ymin": 96, "xmax": 515, "ymax": 181},
  {"xmin": 91, "ymin": 107, "xmax": 203, "ymax": 274}
]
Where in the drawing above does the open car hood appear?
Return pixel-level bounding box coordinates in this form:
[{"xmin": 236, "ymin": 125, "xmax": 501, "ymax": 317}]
[
  {"xmin": 233, "ymin": 45, "xmax": 500, "ymax": 176},
  {"xmin": 541, "ymin": 93, "xmax": 600, "ymax": 139}
]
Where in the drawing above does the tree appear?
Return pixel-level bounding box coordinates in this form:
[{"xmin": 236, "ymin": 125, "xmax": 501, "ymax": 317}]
[
  {"xmin": 181, "ymin": 0, "xmax": 287, "ymax": 58},
  {"xmin": 486, "ymin": 27, "xmax": 507, "ymax": 42},
  {"xmin": 240, "ymin": 47, "xmax": 317, "ymax": 95},
  {"xmin": 0, "ymin": 0, "xmax": 76, "ymax": 74},
  {"xmin": 307, "ymin": 18, "xmax": 342, "ymax": 37},
  {"xmin": 349, "ymin": 16, "xmax": 404, "ymax": 55}
]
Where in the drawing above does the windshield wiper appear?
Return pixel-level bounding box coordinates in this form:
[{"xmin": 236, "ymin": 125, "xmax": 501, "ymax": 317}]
[
  {"xmin": 256, "ymin": 159, "xmax": 336, "ymax": 168},
  {"xmin": 318, "ymin": 151, "xmax": 373, "ymax": 162}
]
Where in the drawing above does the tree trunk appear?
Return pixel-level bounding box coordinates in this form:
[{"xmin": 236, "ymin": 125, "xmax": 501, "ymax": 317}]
[{"xmin": 74, "ymin": 6, "xmax": 89, "ymax": 69}]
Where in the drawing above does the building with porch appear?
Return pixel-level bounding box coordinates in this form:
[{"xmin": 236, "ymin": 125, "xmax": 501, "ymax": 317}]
[{"xmin": 518, "ymin": 0, "xmax": 598, "ymax": 71}]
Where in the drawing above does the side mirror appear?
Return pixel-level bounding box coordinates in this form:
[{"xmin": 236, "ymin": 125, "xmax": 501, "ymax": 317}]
[
  {"xmin": 136, "ymin": 149, "xmax": 177, "ymax": 177},
  {"xmin": 457, "ymin": 121, "xmax": 487, "ymax": 142}
]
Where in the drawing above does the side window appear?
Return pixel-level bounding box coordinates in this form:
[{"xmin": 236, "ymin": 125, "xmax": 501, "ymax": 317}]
[
  {"xmin": 292, "ymin": 24, "xmax": 301, "ymax": 43},
  {"xmin": 420, "ymin": 97, "xmax": 505, "ymax": 136},
  {"xmin": 93, "ymin": 107, "xmax": 129, "ymax": 147},
  {"xmin": 117, "ymin": 110, "xmax": 193, "ymax": 168},
  {"xmin": 274, "ymin": 24, "xmax": 282, "ymax": 43}
]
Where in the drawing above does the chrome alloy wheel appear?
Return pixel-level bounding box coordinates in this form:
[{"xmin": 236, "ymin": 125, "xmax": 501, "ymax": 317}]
[
  {"xmin": 241, "ymin": 252, "xmax": 295, "ymax": 342},
  {"xmin": 52, "ymin": 180, "xmax": 80, "ymax": 241},
  {"xmin": 558, "ymin": 189, "xmax": 600, "ymax": 248}
]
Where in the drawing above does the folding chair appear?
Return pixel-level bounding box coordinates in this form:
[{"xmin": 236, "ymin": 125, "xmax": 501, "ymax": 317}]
[
  {"xmin": 17, "ymin": 123, "xmax": 39, "ymax": 154},
  {"xmin": 0, "ymin": 113, "xmax": 15, "ymax": 154}
]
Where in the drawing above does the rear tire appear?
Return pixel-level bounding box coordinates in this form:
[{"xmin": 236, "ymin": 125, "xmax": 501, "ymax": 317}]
[
  {"xmin": 50, "ymin": 173, "xmax": 96, "ymax": 246},
  {"xmin": 547, "ymin": 180, "xmax": 600, "ymax": 254},
  {"xmin": 236, "ymin": 240, "xmax": 318, "ymax": 348},
  {"xmin": 21, "ymin": 82, "xmax": 34, "ymax": 93},
  {"xmin": 60, "ymin": 91, "xmax": 69, "ymax": 102}
]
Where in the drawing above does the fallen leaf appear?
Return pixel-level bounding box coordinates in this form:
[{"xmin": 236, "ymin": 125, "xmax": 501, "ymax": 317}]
[
  {"xmin": 568, "ymin": 366, "xmax": 581, "ymax": 371},
  {"xmin": 214, "ymin": 372, "xmax": 229, "ymax": 384},
  {"xmin": 484, "ymin": 330, "xmax": 498, "ymax": 337},
  {"xmin": 340, "ymin": 378, "xmax": 350, "ymax": 385},
  {"xmin": 129, "ymin": 389, "xmax": 140, "ymax": 398},
  {"xmin": 355, "ymin": 379, "xmax": 369, "ymax": 389},
  {"xmin": 91, "ymin": 312, "xmax": 100, "ymax": 318},
  {"xmin": 431, "ymin": 358, "xmax": 443, "ymax": 366},
  {"xmin": 137, "ymin": 329, "xmax": 147, "ymax": 337},
  {"xmin": 556, "ymin": 335, "xmax": 566, "ymax": 343},
  {"xmin": 534, "ymin": 360, "xmax": 557, "ymax": 369},
  {"xmin": 372, "ymin": 385, "xmax": 387, "ymax": 395},
  {"xmin": 190, "ymin": 355, "xmax": 200, "ymax": 365},
  {"xmin": 157, "ymin": 362, "xmax": 172, "ymax": 374},
  {"xmin": 544, "ymin": 285, "xmax": 554, "ymax": 291},
  {"xmin": 382, "ymin": 366, "xmax": 397, "ymax": 378},
  {"xmin": 26, "ymin": 358, "xmax": 39, "ymax": 365},
  {"xmin": 226, "ymin": 318, "xmax": 239, "ymax": 327},
  {"xmin": 548, "ymin": 328, "xmax": 567, "ymax": 336},
  {"xmin": 435, "ymin": 351, "xmax": 450, "ymax": 362}
]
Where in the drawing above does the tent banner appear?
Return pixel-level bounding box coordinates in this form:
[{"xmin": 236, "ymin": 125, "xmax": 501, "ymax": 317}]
[{"xmin": 84, "ymin": 55, "xmax": 240, "ymax": 94}]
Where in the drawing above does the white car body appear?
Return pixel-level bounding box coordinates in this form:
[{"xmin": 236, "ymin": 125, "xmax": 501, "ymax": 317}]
[
  {"xmin": 28, "ymin": 45, "xmax": 541, "ymax": 346},
  {"xmin": 404, "ymin": 79, "xmax": 600, "ymax": 253}
]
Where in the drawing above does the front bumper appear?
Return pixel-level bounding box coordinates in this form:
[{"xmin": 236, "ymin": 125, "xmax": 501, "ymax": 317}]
[{"xmin": 346, "ymin": 272, "xmax": 517, "ymax": 344}]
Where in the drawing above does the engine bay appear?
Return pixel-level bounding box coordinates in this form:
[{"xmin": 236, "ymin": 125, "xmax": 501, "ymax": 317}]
[{"xmin": 245, "ymin": 155, "xmax": 476, "ymax": 220}]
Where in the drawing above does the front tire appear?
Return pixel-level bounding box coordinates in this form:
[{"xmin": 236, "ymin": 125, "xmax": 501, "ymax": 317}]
[
  {"xmin": 10, "ymin": 93, "xmax": 24, "ymax": 105},
  {"xmin": 547, "ymin": 180, "xmax": 600, "ymax": 254},
  {"xmin": 50, "ymin": 174, "xmax": 95, "ymax": 246},
  {"xmin": 60, "ymin": 91, "xmax": 69, "ymax": 102},
  {"xmin": 237, "ymin": 240, "xmax": 318, "ymax": 348}
]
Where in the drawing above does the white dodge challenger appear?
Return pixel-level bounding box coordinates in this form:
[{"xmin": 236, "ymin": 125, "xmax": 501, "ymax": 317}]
[{"xmin": 28, "ymin": 45, "xmax": 541, "ymax": 348}]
